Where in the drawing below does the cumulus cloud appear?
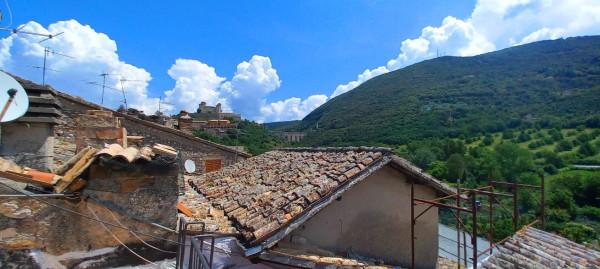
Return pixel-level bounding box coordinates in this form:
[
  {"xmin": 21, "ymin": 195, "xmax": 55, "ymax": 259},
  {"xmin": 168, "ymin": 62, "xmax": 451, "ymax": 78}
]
[
  {"xmin": 162, "ymin": 55, "xmax": 328, "ymax": 122},
  {"xmin": 0, "ymin": 20, "xmax": 159, "ymax": 113},
  {"xmin": 260, "ymin": 94, "xmax": 328, "ymax": 123},
  {"xmin": 333, "ymin": 0, "xmax": 600, "ymax": 97},
  {"xmin": 0, "ymin": 20, "xmax": 324, "ymax": 122},
  {"xmin": 164, "ymin": 59, "xmax": 226, "ymax": 113},
  {"xmin": 330, "ymin": 66, "xmax": 389, "ymax": 98}
]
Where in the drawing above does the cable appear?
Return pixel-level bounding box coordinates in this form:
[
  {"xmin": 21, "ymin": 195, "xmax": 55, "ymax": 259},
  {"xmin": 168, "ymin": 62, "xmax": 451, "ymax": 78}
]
[
  {"xmin": 2, "ymin": 0, "xmax": 12, "ymax": 28},
  {"xmin": 0, "ymin": 181, "xmax": 179, "ymax": 244},
  {"xmin": 87, "ymin": 205, "xmax": 158, "ymax": 266},
  {"xmin": 0, "ymin": 181, "xmax": 248, "ymax": 258},
  {"xmin": 106, "ymin": 208, "xmax": 176, "ymax": 254}
]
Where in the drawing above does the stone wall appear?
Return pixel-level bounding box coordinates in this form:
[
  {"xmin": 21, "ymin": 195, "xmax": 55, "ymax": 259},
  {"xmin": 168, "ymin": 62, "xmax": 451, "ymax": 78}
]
[
  {"xmin": 0, "ymin": 122, "xmax": 54, "ymax": 170},
  {"xmin": 84, "ymin": 159, "xmax": 179, "ymax": 227},
  {"xmin": 54, "ymin": 93, "xmax": 248, "ymax": 173}
]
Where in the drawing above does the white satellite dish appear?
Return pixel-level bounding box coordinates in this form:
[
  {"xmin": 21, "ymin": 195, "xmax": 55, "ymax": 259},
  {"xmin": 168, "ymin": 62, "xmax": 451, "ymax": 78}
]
[
  {"xmin": 184, "ymin": 159, "xmax": 196, "ymax": 173},
  {"xmin": 0, "ymin": 71, "xmax": 28, "ymax": 122}
]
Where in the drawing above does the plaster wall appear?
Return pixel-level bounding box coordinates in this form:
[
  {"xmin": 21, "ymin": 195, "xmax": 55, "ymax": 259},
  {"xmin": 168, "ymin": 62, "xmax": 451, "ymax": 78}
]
[{"xmin": 283, "ymin": 165, "xmax": 439, "ymax": 269}]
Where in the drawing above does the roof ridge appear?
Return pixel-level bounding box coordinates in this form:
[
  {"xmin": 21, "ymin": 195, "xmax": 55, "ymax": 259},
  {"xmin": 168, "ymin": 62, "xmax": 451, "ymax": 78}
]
[
  {"xmin": 276, "ymin": 146, "xmax": 393, "ymax": 153},
  {"xmin": 34, "ymin": 83, "xmax": 251, "ymax": 157}
]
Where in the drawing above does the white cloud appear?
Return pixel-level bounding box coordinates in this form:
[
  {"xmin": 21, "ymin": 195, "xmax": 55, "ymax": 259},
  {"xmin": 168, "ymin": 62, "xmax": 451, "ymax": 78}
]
[
  {"xmin": 164, "ymin": 59, "xmax": 226, "ymax": 113},
  {"xmin": 221, "ymin": 55, "xmax": 282, "ymax": 120},
  {"xmin": 334, "ymin": 0, "xmax": 600, "ymax": 97},
  {"xmin": 331, "ymin": 66, "xmax": 389, "ymax": 98},
  {"xmin": 162, "ymin": 55, "xmax": 328, "ymax": 122},
  {"xmin": 260, "ymin": 94, "xmax": 328, "ymax": 123},
  {"xmin": 0, "ymin": 20, "xmax": 159, "ymax": 113}
]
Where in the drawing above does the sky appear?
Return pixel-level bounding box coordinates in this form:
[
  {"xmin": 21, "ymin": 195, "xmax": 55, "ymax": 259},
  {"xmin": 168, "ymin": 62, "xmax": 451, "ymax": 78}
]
[{"xmin": 0, "ymin": 1, "xmax": 599, "ymax": 122}]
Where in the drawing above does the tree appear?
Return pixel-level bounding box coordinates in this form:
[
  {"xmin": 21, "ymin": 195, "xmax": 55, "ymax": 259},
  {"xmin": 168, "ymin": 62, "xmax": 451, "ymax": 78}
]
[
  {"xmin": 577, "ymin": 142, "xmax": 597, "ymax": 157},
  {"xmin": 427, "ymin": 161, "xmax": 448, "ymax": 180},
  {"xmin": 517, "ymin": 131, "xmax": 531, "ymax": 142},
  {"xmin": 502, "ymin": 130, "xmax": 514, "ymax": 140},
  {"xmin": 493, "ymin": 142, "xmax": 533, "ymax": 181},
  {"xmin": 410, "ymin": 147, "xmax": 437, "ymax": 169},
  {"xmin": 482, "ymin": 135, "xmax": 494, "ymax": 146},
  {"xmin": 555, "ymin": 139, "xmax": 573, "ymax": 152},
  {"xmin": 560, "ymin": 222, "xmax": 597, "ymax": 243},
  {"xmin": 446, "ymin": 154, "xmax": 466, "ymax": 181}
]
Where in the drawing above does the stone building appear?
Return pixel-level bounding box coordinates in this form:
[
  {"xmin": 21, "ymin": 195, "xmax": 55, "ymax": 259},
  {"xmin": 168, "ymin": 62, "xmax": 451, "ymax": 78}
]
[
  {"xmin": 182, "ymin": 147, "xmax": 455, "ymax": 268},
  {"xmin": 0, "ymin": 77, "xmax": 61, "ymax": 171},
  {"xmin": 52, "ymin": 88, "xmax": 250, "ymax": 173},
  {"xmin": 1, "ymin": 75, "xmax": 249, "ymax": 174}
]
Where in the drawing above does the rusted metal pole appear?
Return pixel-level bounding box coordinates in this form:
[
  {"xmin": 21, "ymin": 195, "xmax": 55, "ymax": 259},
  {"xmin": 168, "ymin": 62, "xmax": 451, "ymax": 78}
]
[
  {"xmin": 513, "ymin": 184, "xmax": 518, "ymax": 232},
  {"xmin": 488, "ymin": 187, "xmax": 493, "ymax": 255},
  {"xmin": 541, "ymin": 174, "xmax": 545, "ymax": 229},
  {"xmin": 471, "ymin": 193, "xmax": 478, "ymax": 269},
  {"xmin": 410, "ymin": 181, "xmax": 415, "ymax": 269},
  {"xmin": 413, "ymin": 198, "xmax": 473, "ymax": 213},
  {"xmin": 456, "ymin": 179, "xmax": 461, "ymax": 269}
]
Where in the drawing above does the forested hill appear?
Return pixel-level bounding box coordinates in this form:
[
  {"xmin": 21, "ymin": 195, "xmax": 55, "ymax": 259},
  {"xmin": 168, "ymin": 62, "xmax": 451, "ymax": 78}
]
[{"xmin": 299, "ymin": 36, "xmax": 600, "ymax": 146}]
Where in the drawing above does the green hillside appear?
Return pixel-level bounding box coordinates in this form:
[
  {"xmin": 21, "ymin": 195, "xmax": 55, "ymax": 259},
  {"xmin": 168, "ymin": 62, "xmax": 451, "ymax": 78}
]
[{"xmin": 299, "ymin": 36, "xmax": 600, "ymax": 146}]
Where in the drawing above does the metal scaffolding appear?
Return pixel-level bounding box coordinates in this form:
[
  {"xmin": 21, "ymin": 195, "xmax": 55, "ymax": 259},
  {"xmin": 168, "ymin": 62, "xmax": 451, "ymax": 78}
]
[{"xmin": 410, "ymin": 175, "xmax": 545, "ymax": 269}]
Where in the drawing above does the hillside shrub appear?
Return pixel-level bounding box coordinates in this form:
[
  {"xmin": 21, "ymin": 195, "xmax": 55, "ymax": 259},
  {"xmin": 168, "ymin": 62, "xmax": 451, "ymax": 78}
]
[
  {"xmin": 578, "ymin": 142, "xmax": 597, "ymax": 157},
  {"xmin": 555, "ymin": 139, "xmax": 574, "ymax": 152}
]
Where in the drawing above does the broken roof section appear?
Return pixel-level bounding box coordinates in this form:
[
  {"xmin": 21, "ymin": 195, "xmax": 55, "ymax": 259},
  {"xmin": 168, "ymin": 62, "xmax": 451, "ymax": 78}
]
[
  {"xmin": 187, "ymin": 147, "xmax": 454, "ymax": 247},
  {"xmin": 482, "ymin": 226, "xmax": 600, "ymax": 268}
]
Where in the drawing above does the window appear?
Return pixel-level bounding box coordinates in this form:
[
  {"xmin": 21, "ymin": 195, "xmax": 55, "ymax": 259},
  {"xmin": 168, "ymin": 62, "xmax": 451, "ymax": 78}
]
[{"xmin": 205, "ymin": 159, "xmax": 222, "ymax": 173}]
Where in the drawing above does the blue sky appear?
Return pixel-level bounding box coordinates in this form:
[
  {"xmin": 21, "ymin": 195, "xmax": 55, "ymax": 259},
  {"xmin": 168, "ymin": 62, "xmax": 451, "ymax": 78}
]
[{"xmin": 1, "ymin": 1, "xmax": 599, "ymax": 122}]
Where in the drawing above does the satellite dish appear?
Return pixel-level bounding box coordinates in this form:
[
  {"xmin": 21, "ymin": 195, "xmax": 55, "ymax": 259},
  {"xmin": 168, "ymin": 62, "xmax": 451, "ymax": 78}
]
[
  {"xmin": 0, "ymin": 71, "xmax": 28, "ymax": 122},
  {"xmin": 184, "ymin": 159, "xmax": 196, "ymax": 173}
]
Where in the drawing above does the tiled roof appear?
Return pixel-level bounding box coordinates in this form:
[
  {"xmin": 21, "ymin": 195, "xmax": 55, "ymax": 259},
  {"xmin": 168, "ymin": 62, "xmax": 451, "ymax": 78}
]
[
  {"xmin": 481, "ymin": 226, "xmax": 600, "ymax": 268},
  {"xmin": 187, "ymin": 147, "xmax": 454, "ymax": 247}
]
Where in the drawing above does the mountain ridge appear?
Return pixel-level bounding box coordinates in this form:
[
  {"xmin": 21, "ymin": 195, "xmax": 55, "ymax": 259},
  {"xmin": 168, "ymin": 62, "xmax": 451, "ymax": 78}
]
[{"xmin": 297, "ymin": 36, "xmax": 600, "ymax": 146}]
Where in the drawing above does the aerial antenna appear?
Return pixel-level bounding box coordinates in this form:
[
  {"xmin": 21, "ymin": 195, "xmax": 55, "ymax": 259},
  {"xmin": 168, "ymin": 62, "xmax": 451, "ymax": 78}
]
[
  {"xmin": 158, "ymin": 96, "xmax": 174, "ymax": 115},
  {"xmin": 118, "ymin": 78, "xmax": 143, "ymax": 110},
  {"xmin": 39, "ymin": 47, "xmax": 73, "ymax": 86}
]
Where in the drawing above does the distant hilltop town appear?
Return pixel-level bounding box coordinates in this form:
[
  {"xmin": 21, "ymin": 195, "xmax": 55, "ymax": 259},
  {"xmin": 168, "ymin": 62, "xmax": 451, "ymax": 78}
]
[{"xmin": 118, "ymin": 101, "xmax": 242, "ymax": 138}]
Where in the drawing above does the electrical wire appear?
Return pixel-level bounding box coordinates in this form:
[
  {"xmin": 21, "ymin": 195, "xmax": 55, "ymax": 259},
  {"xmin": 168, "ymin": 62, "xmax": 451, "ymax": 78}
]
[
  {"xmin": 87, "ymin": 205, "xmax": 158, "ymax": 266},
  {"xmin": 106, "ymin": 208, "xmax": 176, "ymax": 254},
  {"xmin": 0, "ymin": 181, "xmax": 249, "ymax": 258},
  {"xmin": 2, "ymin": 0, "xmax": 12, "ymax": 28},
  {"xmin": 0, "ymin": 181, "xmax": 179, "ymax": 244}
]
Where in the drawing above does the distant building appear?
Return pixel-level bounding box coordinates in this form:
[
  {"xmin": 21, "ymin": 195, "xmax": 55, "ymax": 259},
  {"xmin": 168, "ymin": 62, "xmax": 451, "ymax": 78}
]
[
  {"xmin": 186, "ymin": 101, "xmax": 241, "ymax": 121},
  {"xmin": 274, "ymin": 131, "xmax": 306, "ymax": 142},
  {"xmin": 174, "ymin": 101, "xmax": 241, "ymax": 137}
]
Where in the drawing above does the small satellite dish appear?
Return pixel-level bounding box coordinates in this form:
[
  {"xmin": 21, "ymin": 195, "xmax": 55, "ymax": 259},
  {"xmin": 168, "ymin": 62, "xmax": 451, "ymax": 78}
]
[
  {"xmin": 0, "ymin": 71, "xmax": 28, "ymax": 122},
  {"xmin": 184, "ymin": 159, "xmax": 196, "ymax": 174}
]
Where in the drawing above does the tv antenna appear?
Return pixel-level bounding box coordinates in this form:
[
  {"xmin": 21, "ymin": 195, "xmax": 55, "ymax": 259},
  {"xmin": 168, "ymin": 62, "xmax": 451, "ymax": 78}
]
[
  {"xmin": 39, "ymin": 47, "xmax": 73, "ymax": 86},
  {"xmin": 0, "ymin": 0, "xmax": 64, "ymax": 41},
  {"xmin": 85, "ymin": 79, "xmax": 121, "ymax": 108},
  {"xmin": 118, "ymin": 78, "xmax": 143, "ymax": 110},
  {"xmin": 158, "ymin": 96, "xmax": 174, "ymax": 115}
]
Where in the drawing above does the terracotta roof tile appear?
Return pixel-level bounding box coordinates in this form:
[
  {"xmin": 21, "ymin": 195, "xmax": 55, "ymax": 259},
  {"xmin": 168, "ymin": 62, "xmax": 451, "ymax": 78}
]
[
  {"xmin": 187, "ymin": 148, "xmax": 391, "ymax": 243},
  {"xmin": 482, "ymin": 226, "xmax": 600, "ymax": 268}
]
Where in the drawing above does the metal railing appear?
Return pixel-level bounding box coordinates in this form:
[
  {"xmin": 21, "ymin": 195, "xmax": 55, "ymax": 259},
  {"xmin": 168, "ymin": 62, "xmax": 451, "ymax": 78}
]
[{"xmin": 187, "ymin": 235, "xmax": 216, "ymax": 269}]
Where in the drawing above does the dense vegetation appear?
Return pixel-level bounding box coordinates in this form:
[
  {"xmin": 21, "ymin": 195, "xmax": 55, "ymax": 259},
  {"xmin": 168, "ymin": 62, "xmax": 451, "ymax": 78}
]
[
  {"xmin": 193, "ymin": 120, "xmax": 285, "ymax": 155},
  {"xmin": 403, "ymin": 126, "xmax": 600, "ymax": 246},
  {"xmin": 297, "ymin": 36, "xmax": 600, "ymax": 146}
]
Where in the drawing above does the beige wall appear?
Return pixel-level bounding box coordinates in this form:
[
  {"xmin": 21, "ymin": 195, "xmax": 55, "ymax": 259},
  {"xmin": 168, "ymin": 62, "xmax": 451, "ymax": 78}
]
[{"xmin": 282, "ymin": 165, "xmax": 439, "ymax": 269}]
